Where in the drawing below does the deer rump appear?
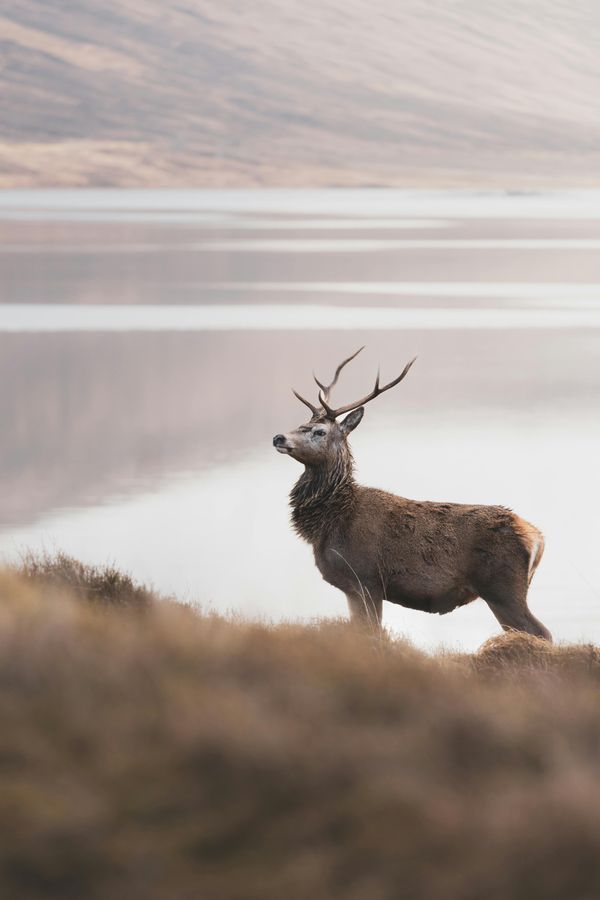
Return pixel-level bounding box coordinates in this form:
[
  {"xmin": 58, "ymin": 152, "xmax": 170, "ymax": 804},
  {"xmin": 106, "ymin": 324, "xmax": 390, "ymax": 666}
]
[{"xmin": 316, "ymin": 490, "xmax": 539, "ymax": 616}]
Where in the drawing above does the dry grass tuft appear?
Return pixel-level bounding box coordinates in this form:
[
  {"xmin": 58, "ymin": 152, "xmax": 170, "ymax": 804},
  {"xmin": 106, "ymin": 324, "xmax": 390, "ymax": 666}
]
[
  {"xmin": 473, "ymin": 631, "xmax": 600, "ymax": 681},
  {"xmin": 19, "ymin": 551, "xmax": 155, "ymax": 610},
  {"xmin": 0, "ymin": 555, "xmax": 600, "ymax": 899}
]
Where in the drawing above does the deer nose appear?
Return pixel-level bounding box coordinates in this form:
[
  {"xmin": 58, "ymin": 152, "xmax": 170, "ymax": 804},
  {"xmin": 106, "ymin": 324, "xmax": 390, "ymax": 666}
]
[{"xmin": 273, "ymin": 434, "xmax": 286, "ymax": 447}]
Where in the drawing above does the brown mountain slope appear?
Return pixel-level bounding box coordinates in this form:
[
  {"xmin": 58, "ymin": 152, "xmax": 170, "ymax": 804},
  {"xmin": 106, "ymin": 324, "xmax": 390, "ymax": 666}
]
[{"xmin": 2, "ymin": 0, "xmax": 600, "ymax": 187}]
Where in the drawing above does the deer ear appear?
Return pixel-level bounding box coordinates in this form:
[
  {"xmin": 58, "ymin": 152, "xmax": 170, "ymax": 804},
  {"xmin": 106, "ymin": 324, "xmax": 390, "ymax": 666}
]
[{"xmin": 340, "ymin": 407, "xmax": 364, "ymax": 434}]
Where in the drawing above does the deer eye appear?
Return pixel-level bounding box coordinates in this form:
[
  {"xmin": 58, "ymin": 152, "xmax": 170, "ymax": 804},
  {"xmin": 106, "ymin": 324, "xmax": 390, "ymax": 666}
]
[{"xmin": 313, "ymin": 428, "xmax": 326, "ymax": 438}]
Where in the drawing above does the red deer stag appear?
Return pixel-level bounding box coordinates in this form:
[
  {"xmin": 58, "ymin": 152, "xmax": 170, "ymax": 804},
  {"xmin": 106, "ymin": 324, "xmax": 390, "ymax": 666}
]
[{"xmin": 273, "ymin": 348, "xmax": 551, "ymax": 640}]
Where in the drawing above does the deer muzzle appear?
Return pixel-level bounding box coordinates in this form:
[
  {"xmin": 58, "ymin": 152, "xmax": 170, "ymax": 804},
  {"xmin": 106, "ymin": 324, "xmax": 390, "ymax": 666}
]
[{"xmin": 273, "ymin": 434, "xmax": 293, "ymax": 454}]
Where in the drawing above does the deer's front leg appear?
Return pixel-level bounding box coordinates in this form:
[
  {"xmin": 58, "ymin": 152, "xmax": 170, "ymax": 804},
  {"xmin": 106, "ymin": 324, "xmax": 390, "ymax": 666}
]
[{"xmin": 346, "ymin": 592, "xmax": 382, "ymax": 630}]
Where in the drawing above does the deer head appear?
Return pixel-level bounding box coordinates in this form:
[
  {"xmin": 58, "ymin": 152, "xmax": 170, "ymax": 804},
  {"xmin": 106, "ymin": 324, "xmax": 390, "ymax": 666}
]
[{"xmin": 273, "ymin": 348, "xmax": 416, "ymax": 466}]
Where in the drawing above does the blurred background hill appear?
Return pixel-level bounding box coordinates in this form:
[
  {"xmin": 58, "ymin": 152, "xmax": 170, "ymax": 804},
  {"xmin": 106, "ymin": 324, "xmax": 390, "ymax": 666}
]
[{"xmin": 2, "ymin": 0, "xmax": 600, "ymax": 187}]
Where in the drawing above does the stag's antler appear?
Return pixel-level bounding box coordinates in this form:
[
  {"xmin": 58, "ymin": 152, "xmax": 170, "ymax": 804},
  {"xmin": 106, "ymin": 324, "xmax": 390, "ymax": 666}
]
[
  {"xmin": 292, "ymin": 347, "xmax": 363, "ymax": 417},
  {"xmin": 293, "ymin": 347, "xmax": 416, "ymax": 420},
  {"xmin": 318, "ymin": 356, "xmax": 417, "ymax": 419},
  {"xmin": 313, "ymin": 346, "xmax": 364, "ymax": 405},
  {"xmin": 291, "ymin": 389, "xmax": 320, "ymax": 417}
]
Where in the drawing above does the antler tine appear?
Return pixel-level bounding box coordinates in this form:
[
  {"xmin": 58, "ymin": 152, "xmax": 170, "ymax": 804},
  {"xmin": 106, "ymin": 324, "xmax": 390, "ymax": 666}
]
[
  {"xmin": 320, "ymin": 356, "xmax": 417, "ymax": 418},
  {"xmin": 317, "ymin": 389, "xmax": 336, "ymax": 419},
  {"xmin": 292, "ymin": 388, "xmax": 320, "ymax": 416},
  {"xmin": 313, "ymin": 346, "xmax": 364, "ymax": 404}
]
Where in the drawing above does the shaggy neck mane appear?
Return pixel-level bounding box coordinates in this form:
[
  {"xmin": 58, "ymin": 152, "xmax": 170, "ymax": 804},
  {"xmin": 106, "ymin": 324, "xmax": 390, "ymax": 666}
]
[{"xmin": 290, "ymin": 445, "xmax": 357, "ymax": 544}]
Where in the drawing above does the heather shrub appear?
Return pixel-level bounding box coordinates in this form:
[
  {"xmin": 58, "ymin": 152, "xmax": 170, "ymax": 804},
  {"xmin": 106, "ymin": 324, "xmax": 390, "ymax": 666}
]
[{"xmin": 0, "ymin": 558, "xmax": 599, "ymax": 899}]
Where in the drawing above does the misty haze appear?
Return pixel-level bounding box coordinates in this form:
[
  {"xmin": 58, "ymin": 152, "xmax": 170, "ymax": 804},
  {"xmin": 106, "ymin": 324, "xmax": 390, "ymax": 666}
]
[
  {"xmin": 3, "ymin": 5, "xmax": 600, "ymax": 897},
  {"xmin": 1, "ymin": 189, "xmax": 599, "ymax": 649}
]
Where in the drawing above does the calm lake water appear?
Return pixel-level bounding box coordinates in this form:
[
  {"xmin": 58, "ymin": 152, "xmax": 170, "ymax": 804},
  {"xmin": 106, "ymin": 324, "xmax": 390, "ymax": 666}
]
[{"xmin": 1, "ymin": 188, "xmax": 600, "ymax": 651}]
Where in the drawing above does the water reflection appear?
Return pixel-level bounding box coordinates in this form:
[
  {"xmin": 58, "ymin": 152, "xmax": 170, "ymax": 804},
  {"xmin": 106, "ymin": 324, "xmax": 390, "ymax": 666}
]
[
  {"xmin": 1, "ymin": 190, "xmax": 599, "ymax": 649},
  {"xmin": 2, "ymin": 415, "xmax": 599, "ymax": 651}
]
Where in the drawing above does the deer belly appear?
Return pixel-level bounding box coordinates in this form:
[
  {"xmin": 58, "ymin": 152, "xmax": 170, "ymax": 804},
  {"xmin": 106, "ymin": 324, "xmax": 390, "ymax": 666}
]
[{"xmin": 386, "ymin": 582, "xmax": 477, "ymax": 615}]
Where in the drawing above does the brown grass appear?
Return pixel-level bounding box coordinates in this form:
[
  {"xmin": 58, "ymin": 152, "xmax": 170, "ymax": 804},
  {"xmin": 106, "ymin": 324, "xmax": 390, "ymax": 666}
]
[
  {"xmin": 1, "ymin": 555, "xmax": 600, "ymax": 899},
  {"xmin": 19, "ymin": 551, "xmax": 156, "ymax": 610}
]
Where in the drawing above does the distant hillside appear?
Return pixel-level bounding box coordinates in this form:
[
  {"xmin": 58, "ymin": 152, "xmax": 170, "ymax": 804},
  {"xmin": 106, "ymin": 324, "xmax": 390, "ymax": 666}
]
[{"xmin": 2, "ymin": 1, "xmax": 600, "ymax": 187}]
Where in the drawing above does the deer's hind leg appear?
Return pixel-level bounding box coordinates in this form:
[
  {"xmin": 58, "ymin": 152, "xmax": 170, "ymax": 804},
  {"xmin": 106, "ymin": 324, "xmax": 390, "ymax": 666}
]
[{"xmin": 479, "ymin": 568, "xmax": 552, "ymax": 642}]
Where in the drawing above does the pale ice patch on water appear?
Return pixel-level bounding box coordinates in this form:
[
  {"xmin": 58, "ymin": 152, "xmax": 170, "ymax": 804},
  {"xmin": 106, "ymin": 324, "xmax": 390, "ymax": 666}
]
[
  {"xmin": 5, "ymin": 238, "xmax": 600, "ymax": 253},
  {"xmin": 0, "ymin": 211, "xmax": 454, "ymax": 227},
  {"xmin": 3, "ymin": 304, "xmax": 600, "ymax": 332},
  {"xmin": 201, "ymin": 218, "xmax": 454, "ymax": 230},
  {"xmin": 184, "ymin": 239, "xmax": 600, "ymax": 251},
  {"xmin": 3, "ymin": 188, "xmax": 600, "ymax": 218},
  {"xmin": 0, "ymin": 419, "xmax": 598, "ymax": 652},
  {"xmin": 207, "ymin": 282, "xmax": 600, "ymax": 301}
]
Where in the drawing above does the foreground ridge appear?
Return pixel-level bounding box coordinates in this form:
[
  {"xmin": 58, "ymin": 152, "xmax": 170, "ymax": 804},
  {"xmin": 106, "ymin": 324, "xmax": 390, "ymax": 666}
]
[{"xmin": 0, "ymin": 553, "xmax": 598, "ymax": 899}]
